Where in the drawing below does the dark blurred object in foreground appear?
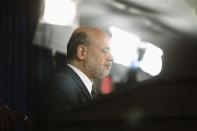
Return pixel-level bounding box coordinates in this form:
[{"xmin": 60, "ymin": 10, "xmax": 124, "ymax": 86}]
[
  {"xmin": 0, "ymin": 101, "xmax": 32, "ymax": 131},
  {"xmin": 44, "ymin": 77, "xmax": 197, "ymax": 131}
]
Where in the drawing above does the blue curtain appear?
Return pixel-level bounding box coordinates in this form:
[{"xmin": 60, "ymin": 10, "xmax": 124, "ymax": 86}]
[{"xmin": 0, "ymin": 0, "xmax": 42, "ymax": 112}]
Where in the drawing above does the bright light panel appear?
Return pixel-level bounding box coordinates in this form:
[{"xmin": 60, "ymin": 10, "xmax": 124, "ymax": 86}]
[
  {"xmin": 109, "ymin": 26, "xmax": 140, "ymax": 67},
  {"xmin": 109, "ymin": 26, "xmax": 163, "ymax": 76},
  {"xmin": 42, "ymin": 0, "xmax": 77, "ymax": 26},
  {"xmin": 139, "ymin": 43, "xmax": 163, "ymax": 76}
]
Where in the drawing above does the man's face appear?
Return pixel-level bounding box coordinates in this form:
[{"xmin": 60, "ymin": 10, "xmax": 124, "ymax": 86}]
[{"xmin": 84, "ymin": 34, "xmax": 113, "ymax": 79}]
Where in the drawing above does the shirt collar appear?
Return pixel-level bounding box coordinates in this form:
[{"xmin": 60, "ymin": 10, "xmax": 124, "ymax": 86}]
[{"xmin": 67, "ymin": 64, "xmax": 93, "ymax": 94}]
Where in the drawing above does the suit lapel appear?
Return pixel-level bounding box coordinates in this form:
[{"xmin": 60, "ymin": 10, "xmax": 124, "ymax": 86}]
[{"xmin": 65, "ymin": 65, "xmax": 92, "ymax": 101}]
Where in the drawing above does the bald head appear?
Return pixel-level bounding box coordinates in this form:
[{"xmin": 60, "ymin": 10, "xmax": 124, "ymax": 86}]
[
  {"xmin": 73, "ymin": 27, "xmax": 103, "ymax": 35},
  {"xmin": 66, "ymin": 26, "xmax": 113, "ymax": 80},
  {"xmin": 67, "ymin": 27, "xmax": 107, "ymax": 62}
]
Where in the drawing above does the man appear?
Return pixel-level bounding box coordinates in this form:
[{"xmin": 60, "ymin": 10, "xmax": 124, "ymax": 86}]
[{"xmin": 41, "ymin": 26, "xmax": 113, "ymax": 123}]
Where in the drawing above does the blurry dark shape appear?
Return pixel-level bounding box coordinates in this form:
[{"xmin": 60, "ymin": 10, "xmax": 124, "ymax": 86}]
[
  {"xmin": 109, "ymin": 63, "xmax": 130, "ymax": 91},
  {"xmin": 0, "ymin": 101, "xmax": 32, "ymax": 131},
  {"xmin": 33, "ymin": 51, "xmax": 67, "ymax": 131},
  {"xmin": 126, "ymin": 67, "xmax": 138, "ymax": 85},
  {"xmin": 0, "ymin": 0, "xmax": 44, "ymax": 114},
  {"xmin": 53, "ymin": 52, "xmax": 67, "ymax": 74},
  {"xmin": 28, "ymin": 45, "xmax": 53, "ymax": 131},
  {"xmin": 137, "ymin": 46, "xmax": 146, "ymax": 61},
  {"xmin": 42, "ymin": 77, "xmax": 197, "ymax": 131},
  {"xmin": 109, "ymin": 62, "xmax": 139, "ymax": 92},
  {"xmin": 159, "ymin": 37, "xmax": 197, "ymax": 80}
]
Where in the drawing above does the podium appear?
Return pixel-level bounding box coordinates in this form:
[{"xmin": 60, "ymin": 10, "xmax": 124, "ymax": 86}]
[{"xmin": 44, "ymin": 78, "xmax": 197, "ymax": 131}]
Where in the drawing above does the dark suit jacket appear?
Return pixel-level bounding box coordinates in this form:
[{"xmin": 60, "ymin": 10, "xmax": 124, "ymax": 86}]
[{"xmin": 41, "ymin": 65, "xmax": 93, "ymax": 124}]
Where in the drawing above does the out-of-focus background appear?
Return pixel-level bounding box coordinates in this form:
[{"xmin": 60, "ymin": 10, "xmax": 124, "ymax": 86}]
[
  {"xmin": 33, "ymin": 0, "xmax": 197, "ymax": 91},
  {"xmin": 0, "ymin": 0, "xmax": 197, "ymax": 130}
]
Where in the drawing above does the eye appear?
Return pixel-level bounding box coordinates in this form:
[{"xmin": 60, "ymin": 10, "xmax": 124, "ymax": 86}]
[{"xmin": 101, "ymin": 47, "xmax": 110, "ymax": 54}]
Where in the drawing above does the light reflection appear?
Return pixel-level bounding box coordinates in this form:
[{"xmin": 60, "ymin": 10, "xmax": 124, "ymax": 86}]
[
  {"xmin": 109, "ymin": 26, "xmax": 140, "ymax": 67},
  {"xmin": 139, "ymin": 42, "xmax": 163, "ymax": 76},
  {"xmin": 42, "ymin": 0, "xmax": 77, "ymax": 26},
  {"xmin": 109, "ymin": 26, "xmax": 163, "ymax": 77}
]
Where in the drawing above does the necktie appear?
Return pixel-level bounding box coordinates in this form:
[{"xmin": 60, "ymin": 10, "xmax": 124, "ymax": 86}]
[{"xmin": 91, "ymin": 89, "xmax": 99, "ymax": 100}]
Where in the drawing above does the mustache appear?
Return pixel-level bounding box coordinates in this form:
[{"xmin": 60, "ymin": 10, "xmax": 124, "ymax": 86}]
[{"xmin": 104, "ymin": 63, "xmax": 113, "ymax": 66}]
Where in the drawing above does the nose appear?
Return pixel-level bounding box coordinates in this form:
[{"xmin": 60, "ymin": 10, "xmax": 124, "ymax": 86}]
[{"xmin": 107, "ymin": 52, "xmax": 114, "ymax": 62}]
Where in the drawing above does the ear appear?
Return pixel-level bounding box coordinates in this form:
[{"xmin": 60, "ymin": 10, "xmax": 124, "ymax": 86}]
[{"xmin": 76, "ymin": 45, "xmax": 87, "ymax": 60}]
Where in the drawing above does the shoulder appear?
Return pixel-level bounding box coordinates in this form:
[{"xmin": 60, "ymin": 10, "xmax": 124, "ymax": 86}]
[
  {"xmin": 45, "ymin": 71, "xmax": 80, "ymax": 103},
  {"xmin": 52, "ymin": 72, "xmax": 75, "ymax": 90},
  {"xmin": 53, "ymin": 65, "xmax": 75, "ymax": 83}
]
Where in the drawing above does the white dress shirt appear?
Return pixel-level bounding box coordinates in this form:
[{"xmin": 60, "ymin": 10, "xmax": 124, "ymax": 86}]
[{"xmin": 67, "ymin": 64, "xmax": 93, "ymax": 95}]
